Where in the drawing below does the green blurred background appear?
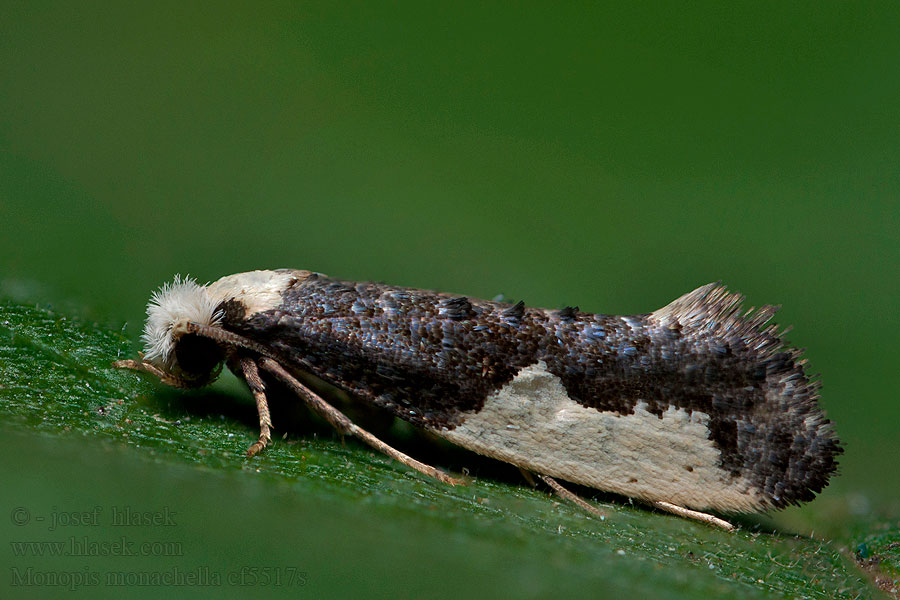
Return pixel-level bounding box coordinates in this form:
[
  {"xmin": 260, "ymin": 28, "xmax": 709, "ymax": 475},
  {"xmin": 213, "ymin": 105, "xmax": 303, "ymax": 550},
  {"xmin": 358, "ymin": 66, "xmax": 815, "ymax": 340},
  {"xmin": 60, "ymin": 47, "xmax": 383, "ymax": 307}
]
[{"xmin": 2, "ymin": 2, "xmax": 899, "ymax": 598}]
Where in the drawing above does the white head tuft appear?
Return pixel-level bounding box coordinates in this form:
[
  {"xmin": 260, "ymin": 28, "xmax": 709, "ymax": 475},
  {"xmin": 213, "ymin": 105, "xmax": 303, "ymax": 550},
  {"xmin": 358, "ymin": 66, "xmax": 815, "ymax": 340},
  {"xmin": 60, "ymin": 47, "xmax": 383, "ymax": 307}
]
[{"xmin": 141, "ymin": 275, "xmax": 222, "ymax": 369}]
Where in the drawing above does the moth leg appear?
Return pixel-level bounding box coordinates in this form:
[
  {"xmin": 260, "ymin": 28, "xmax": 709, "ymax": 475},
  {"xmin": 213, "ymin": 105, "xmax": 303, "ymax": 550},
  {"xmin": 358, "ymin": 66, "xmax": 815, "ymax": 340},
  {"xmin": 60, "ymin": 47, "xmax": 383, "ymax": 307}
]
[
  {"xmin": 517, "ymin": 467, "xmax": 537, "ymax": 487},
  {"xmin": 651, "ymin": 501, "xmax": 735, "ymax": 531},
  {"xmin": 113, "ymin": 358, "xmax": 187, "ymax": 388},
  {"xmin": 238, "ymin": 357, "xmax": 273, "ymax": 458},
  {"xmin": 537, "ymin": 474, "xmax": 607, "ymax": 519},
  {"xmin": 539, "ymin": 473, "xmax": 735, "ymax": 530},
  {"xmin": 258, "ymin": 357, "xmax": 465, "ymax": 487}
]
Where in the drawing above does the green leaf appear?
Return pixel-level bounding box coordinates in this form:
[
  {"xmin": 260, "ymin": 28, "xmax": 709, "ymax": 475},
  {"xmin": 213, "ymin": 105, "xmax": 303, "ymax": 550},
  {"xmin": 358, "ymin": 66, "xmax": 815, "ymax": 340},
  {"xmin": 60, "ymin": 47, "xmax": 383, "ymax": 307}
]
[
  {"xmin": 853, "ymin": 529, "xmax": 900, "ymax": 598},
  {"xmin": 0, "ymin": 297, "xmax": 893, "ymax": 599}
]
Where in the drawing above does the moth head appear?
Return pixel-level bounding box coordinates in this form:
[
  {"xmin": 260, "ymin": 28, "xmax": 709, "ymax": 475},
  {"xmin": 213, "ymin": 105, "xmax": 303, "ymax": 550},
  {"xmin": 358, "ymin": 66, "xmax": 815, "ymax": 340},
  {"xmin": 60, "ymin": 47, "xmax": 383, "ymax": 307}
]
[{"xmin": 141, "ymin": 276, "xmax": 226, "ymax": 387}]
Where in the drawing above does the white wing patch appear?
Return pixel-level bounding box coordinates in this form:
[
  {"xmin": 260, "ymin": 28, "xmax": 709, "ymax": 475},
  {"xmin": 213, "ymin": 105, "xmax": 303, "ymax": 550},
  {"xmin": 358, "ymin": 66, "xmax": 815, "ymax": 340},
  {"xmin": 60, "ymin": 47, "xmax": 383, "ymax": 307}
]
[
  {"xmin": 437, "ymin": 362, "xmax": 764, "ymax": 512},
  {"xmin": 206, "ymin": 269, "xmax": 307, "ymax": 316}
]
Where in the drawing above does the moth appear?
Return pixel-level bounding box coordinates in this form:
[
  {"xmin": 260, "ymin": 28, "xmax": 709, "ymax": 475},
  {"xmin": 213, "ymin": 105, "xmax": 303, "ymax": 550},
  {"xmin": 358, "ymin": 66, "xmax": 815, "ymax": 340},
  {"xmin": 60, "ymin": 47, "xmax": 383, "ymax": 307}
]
[{"xmin": 116, "ymin": 269, "xmax": 841, "ymax": 529}]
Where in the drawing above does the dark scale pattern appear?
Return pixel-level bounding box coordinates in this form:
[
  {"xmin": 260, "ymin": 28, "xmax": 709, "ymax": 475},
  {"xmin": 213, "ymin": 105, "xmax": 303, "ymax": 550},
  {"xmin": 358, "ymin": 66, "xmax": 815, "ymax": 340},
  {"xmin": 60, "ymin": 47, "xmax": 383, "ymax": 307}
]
[{"xmin": 221, "ymin": 275, "xmax": 840, "ymax": 509}]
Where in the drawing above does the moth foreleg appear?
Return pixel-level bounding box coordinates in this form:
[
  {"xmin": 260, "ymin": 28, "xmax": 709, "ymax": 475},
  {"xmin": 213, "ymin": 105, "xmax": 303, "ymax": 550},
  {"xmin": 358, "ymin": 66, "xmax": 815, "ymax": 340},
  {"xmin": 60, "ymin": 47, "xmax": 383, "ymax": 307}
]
[
  {"xmin": 113, "ymin": 357, "xmax": 188, "ymax": 388},
  {"xmin": 258, "ymin": 357, "xmax": 466, "ymax": 487},
  {"xmin": 238, "ymin": 357, "xmax": 273, "ymax": 458}
]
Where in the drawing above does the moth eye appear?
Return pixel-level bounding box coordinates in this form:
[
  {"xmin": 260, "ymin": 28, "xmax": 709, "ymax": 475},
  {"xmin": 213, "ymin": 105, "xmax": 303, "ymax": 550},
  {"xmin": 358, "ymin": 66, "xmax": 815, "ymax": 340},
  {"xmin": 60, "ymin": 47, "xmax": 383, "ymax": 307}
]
[{"xmin": 173, "ymin": 333, "xmax": 224, "ymax": 381}]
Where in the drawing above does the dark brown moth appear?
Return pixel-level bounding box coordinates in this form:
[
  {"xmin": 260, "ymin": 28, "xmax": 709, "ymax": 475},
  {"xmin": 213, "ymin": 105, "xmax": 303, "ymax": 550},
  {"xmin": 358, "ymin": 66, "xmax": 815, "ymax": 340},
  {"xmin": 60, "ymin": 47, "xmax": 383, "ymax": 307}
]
[{"xmin": 116, "ymin": 269, "xmax": 841, "ymax": 530}]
